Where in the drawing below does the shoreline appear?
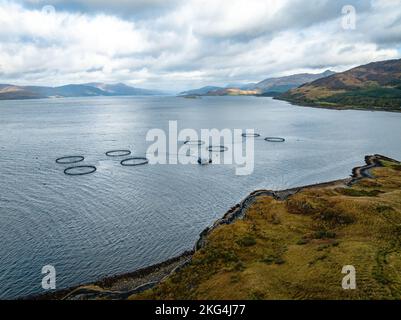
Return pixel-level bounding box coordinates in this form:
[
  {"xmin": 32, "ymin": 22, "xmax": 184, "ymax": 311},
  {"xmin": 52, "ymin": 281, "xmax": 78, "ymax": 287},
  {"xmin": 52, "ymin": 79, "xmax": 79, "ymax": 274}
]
[
  {"xmin": 273, "ymin": 96, "xmax": 401, "ymax": 113},
  {"xmin": 179, "ymin": 94, "xmax": 401, "ymax": 113},
  {"xmin": 31, "ymin": 154, "xmax": 392, "ymax": 300},
  {"xmin": 31, "ymin": 251, "xmax": 193, "ymax": 300}
]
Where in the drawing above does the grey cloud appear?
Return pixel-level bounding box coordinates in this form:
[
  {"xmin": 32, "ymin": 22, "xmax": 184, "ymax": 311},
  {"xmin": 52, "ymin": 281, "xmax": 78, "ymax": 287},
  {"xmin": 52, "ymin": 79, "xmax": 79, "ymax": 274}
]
[
  {"xmin": 364, "ymin": 13, "xmax": 401, "ymax": 46},
  {"xmin": 1, "ymin": 0, "xmax": 400, "ymax": 92},
  {"xmin": 189, "ymin": 0, "xmax": 372, "ymax": 41}
]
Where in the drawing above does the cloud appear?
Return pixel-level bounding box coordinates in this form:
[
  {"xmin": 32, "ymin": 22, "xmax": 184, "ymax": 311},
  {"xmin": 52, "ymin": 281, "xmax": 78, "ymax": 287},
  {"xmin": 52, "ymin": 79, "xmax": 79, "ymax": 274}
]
[
  {"xmin": 19, "ymin": 0, "xmax": 181, "ymax": 18},
  {"xmin": 0, "ymin": 0, "xmax": 400, "ymax": 91}
]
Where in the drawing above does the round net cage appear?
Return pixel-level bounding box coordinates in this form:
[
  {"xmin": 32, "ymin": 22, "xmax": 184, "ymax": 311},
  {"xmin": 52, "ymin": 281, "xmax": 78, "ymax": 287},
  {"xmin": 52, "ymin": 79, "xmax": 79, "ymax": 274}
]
[
  {"xmin": 264, "ymin": 137, "xmax": 285, "ymax": 143},
  {"xmin": 106, "ymin": 150, "xmax": 132, "ymax": 157},
  {"xmin": 184, "ymin": 140, "xmax": 205, "ymax": 146},
  {"xmin": 207, "ymin": 146, "xmax": 229, "ymax": 153},
  {"xmin": 64, "ymin": 165, "xmax": 97, "ymax": 176},
  {"xmin": 242, "ymin": 133, "xmax": 261, "ymax": 138},
  {"xmin": 56, "ymin": 156, "xmax": 85, "ymax": 164},
  {"xmin": 120, "ymin": 157, "xmax": 149, "ymax": 167}
]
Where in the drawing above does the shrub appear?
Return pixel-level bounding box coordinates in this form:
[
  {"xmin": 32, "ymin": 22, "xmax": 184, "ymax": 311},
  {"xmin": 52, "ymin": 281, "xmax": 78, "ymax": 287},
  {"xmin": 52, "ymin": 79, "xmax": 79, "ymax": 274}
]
[
  {"xmin": 261, "ymin": 255, "xmax": 285, "ymax": 265},
  {"xmin": 313, "ymin": 230, "xmax": 336, "ymax": 239},
  {"xmin": 232, "ymin": 261, "xmax": 246, "ymax": 272},
  {"xmin": 269, "ymin": 213, "xmax": 281, "ymax": 225},
  {"xmin": 317, "ymin": 244, "xmax": 331, "ymax": 251},
  {"xmin": 195, "ymin": 248, "xmax": 238, "ymax": 265},
  {"xmin": 249, "ymin": 290, "xmax": 265, "ymax": 300},
  {"xmin": 261, "ymin": 256, "xmax": 275, "ymax": 264},
  {"xmin": 375, "ymin": 205, "xmax": 394, "ymax": 213},
  {"xmin": 236, "ymin": 236, "xmax": 257, "ymax": 247},
  {"xmin": 297, "ymin": 239, "xmax": 309, "ymax": 245},
  {"xmin": 274, "ymin": 258, "xmax": 286, "ymax": 265},
  {"xmin": 230, "ymin": 274, "xmax": 241, "ymax": 284},
  {"xmin": 337, "ymin": 188, "xmax": 383, "ymax": 197},
  {"xmin": 331, "ymin": 240, "xmax": 340, "ymax": 247},
  {"xmin": 319, "ymin": 209, "xmax": 355, "ymax": 225},
  {"xmin": 286, "ymin": 198, "xmax": 318, "ymax": 215}
]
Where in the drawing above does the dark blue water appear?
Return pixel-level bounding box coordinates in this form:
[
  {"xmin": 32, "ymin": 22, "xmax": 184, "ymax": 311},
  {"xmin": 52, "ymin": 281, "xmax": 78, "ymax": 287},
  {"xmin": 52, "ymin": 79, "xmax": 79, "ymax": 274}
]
[{"xmin": 1, "ymin": 96, "xmax": 401, "ymax": 299}]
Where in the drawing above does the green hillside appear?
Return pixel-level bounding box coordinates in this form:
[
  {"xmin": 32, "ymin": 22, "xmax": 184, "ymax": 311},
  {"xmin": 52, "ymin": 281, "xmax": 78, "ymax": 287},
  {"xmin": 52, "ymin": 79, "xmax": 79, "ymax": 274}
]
[{"xmin": 279, "ymin": 59, "xmax": 401, "ymax": 111}]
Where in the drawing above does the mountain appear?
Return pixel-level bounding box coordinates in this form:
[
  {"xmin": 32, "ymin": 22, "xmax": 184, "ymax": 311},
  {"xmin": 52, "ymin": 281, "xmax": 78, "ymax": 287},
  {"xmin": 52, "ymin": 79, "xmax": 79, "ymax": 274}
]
[
  {"xmin": 0, "ymin": 83, "xmax": 163, "ymax": 100},
  {"xmin": 252, "ymin": 70, "xmax": 335, "ymax": 95},
  {"xmin": 84, "ymin": 83, "xmax": 160, "ymax": 96},
  {"xmin": 0, "ymin": 85, "xmax": 45, "ymax": 100},
  {"xmin": 179, "ymin": 71, "xmax": 335, "ymax": 97},
  {"xmin": 179, "ymin": 86, "xmax": 224, "ymax": 96},
  {"xmin": 192, "ymin": 87, "xmax": 260, "ymax": 96},
  {"xmin": 279, "ymin": 59, "xmax": 401, "ymax": 111}
]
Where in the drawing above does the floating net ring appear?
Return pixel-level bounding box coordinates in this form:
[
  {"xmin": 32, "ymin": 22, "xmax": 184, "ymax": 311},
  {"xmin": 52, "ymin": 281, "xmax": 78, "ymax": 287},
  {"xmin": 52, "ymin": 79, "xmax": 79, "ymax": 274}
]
[
  {"xmin": 56, "ymin": 156, "xmax": 85, "ymax": 164},
  {"xmin": 120, "ymin": 157, "xmax": 149, "ymax": 167},
  {"xmin": 64, "ymin": 165, "xmax": 97, "ymax": 176},
  {"xmin": 207, "ymin": 146, "xmax": 229, "ymax": 153},
  {"xmin": 106, "ymin": 150, "xmax": 131, "ymax": 157},
  {"xmin": 242, "ymin": 133, "xmax": 261, "ymax": 138},
  {"xmin": 265, "ymin": 137, "xmax": 286, "ymax": 143},
  {"xmin": 184, "ymin": 140, "xmax": 205, "ymax": 146}
]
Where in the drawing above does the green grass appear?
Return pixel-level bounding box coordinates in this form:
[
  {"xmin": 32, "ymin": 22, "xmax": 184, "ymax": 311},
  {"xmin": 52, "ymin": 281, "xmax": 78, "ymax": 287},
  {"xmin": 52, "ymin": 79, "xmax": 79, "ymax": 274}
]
[
  {"xmin": 322, "ymin": 87, "xmax": 401, "ymax": 110},
  {"xmin": 279, "ymin": 86, "xmax": 401, "ymax": 111},
  {"xmin": 336, "ymin": 188, "xmax": 383, "ymax": 197}
]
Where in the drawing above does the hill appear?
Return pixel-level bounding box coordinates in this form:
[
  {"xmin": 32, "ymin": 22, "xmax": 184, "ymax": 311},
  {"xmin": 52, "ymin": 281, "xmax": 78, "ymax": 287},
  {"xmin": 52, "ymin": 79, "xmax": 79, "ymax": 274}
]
[
  {"xmin": 179, "ymin": 86, "xmax": 224, "ymax": 96},
  {"xmin": 132, "ymin": 155, "xmax": 401, "ymax": 300},
  {"xmin": 0, "ymin": 83, "xmax": 163, "ymax": 100},
  {"xmin": 252, "ymin": 70, "xmax": 335, "ymax": 95},
  {"xmin": 279, "ymin": 59, "xmax": 401, "ymax": 111},
  {"xmin": 179, "ymin": 71, "xmax": 335, "ymax": 97}
]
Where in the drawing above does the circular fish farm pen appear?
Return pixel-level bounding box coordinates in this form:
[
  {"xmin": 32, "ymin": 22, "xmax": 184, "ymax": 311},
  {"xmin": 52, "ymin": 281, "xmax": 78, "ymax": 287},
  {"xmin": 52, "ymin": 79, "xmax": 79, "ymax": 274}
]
[
  {"xmin": 106, "ymin": 150, "xmax": 132, "ymax": 157},
  {"xmin": 56, "ymin": 156, "xmax": 85, "ymax": 164},
  {"xmin": 120, "ymin": 157, "xmax": 149, "ymax": 167},
  {"xmin": 64, "ymin": 165, "xmax": 97, "ymax": 176},
  {"xmin": 207, "ymin": 146, "xmax": 229, "ymax": 153},
  {"xmin": 265, "ymin": 137, "xmax": 286, "ymax": 143},
  {"xmin": 184, "ymin": 140, "xmax": 205, "ymax": 146},
  {"xmin": 242, "ymin": 133, "xmax": 261, "ymax": 138}
]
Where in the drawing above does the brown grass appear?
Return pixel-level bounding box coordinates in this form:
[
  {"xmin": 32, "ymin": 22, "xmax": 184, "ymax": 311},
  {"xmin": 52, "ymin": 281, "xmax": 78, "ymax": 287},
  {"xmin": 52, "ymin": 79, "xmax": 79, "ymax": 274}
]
[{"xmin": 132, "ymin": 159, "xmax": 401, "ymax": 300}]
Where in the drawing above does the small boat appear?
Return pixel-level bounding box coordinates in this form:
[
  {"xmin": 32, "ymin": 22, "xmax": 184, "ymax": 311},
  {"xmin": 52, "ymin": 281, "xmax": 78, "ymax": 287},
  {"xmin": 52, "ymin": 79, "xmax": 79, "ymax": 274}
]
[{"xmin": 198, "ymin": 157, "xmax": 212, "ymax": 165}]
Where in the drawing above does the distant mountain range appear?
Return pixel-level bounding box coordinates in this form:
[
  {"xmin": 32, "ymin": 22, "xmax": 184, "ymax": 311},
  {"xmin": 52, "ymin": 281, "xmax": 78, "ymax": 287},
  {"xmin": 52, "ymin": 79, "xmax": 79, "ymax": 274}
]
[
  {"xmin": 2, "ymin": 58, "xmax": 400, "ymax": 111},
  {"xmin": 0, "ymin": 83, "xmax": 163, "ymax": 100},
  {"xmin": 179, "ymin": 70, "xmax": 335, "ymax": 97},
  {"xmin": 279, "ymin": 59, "xmax": 401, "ymax": 111},
  {"xmin": 180, "ymin": 58, "xmax": 401, "ymax": 111}
]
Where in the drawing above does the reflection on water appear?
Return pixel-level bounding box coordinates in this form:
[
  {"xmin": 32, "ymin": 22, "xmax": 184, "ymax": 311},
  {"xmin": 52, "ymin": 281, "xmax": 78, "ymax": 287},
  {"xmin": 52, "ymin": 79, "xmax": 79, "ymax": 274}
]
[{"xmin": 1, "ymin": 96, "xmax": 401, "ymax": 298}]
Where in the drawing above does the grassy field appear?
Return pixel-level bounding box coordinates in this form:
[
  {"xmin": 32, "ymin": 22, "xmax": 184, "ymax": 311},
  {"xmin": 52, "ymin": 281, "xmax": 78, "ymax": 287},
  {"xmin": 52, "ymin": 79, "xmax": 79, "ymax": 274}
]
[{"xmin": 133, "ymin": 158, "xmax": 401, "ymax": 300}]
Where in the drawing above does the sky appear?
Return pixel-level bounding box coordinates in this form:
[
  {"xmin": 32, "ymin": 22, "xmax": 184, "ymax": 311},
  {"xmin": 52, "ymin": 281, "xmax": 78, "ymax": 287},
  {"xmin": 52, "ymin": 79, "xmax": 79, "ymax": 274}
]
[{"xmin": 0, "ymin": 0, "xmax": 401, "ymax": 92}]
